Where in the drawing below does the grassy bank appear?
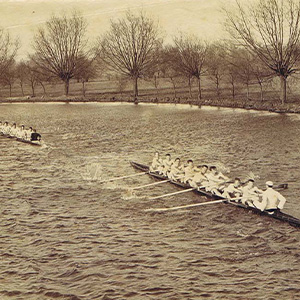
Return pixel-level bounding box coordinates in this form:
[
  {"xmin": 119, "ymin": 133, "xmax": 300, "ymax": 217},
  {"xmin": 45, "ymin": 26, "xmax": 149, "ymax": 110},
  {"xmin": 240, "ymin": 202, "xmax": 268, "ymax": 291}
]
[{"xmin": 1, "ymin": 76, "xmax": 300, "ymax": 113}]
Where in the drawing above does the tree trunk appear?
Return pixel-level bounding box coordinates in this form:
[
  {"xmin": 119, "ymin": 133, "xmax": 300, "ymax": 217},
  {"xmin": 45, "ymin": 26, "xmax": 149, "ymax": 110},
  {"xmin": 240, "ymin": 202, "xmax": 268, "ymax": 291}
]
[
  {"xmin": 20, "ymin": 82, "xmax": 24, "ymax": 96},
  {"xmin": 40, "ymin": 81, "xmax": 46, "ymax": 95},
  {"xmin": 9, "ymin": 84, "xmax": 12, "ymax": 97},
  {"xmin": 31, "ymin": 82, "xmax": 35, "ymax": 97},
  {"xmin": 231, "ymin": 82, "xmax": 235, "ymax": 100},
  {"xmin": 280, "ymin": 75, "xmax": 287, "ymax": 104},
  {"xmin": 246, "ymin": 83, "xmax": 249, "ymax": 101},
  {"xmin": 188, "ymin": 77, "xmax": 192, "ymax": 98},
  {"xmin": 171, "ymin": 78, "xmax": 177, "ymax": 98},
  {"xmin": 197, "ymin": 77, "xmax": 202, "ymax": 100},
  {"xmin": 259, "ymin": 81, "xmax": 263, "ymax": 101},
  {"xmin": 133, "ymin": 76, "xmax": 138, "ymax": 100},
  {"xmin": 82, "ymin": 81, "xmax": 86, "ymax": 97},
  {"xmin": 64, "ymin": 78, "xmax": 70, "ymax": 96},
  {"xmin": 216, "ymin": 76, "xmax": 220, "ymax": 98}
]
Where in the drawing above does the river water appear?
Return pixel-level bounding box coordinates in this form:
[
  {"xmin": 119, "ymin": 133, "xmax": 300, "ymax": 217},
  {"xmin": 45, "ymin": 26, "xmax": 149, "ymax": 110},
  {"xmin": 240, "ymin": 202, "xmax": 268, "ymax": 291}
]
[{"xmin": 0, "ymin": 103, "xmax": 299, "ymax": 300}]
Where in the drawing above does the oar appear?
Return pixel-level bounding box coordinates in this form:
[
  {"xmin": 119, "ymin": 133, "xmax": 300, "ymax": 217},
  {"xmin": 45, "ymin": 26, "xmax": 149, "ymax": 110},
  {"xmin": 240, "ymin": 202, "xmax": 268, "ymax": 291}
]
[
  {"xmin": 145, "ymin": 199, "xmax": 228, "ymax": 212},
  {"xmin": 275, "ymin": 183, "xmax": 288, "ymax": 189},
  {"xmin": 98, "ymin": 172, "xmax": 148, "ymax": 184},
  {"xmin": 130, "ymin": 179, "xmax": 170, "ymax": 190},
  {"xmin": 145, "ymin": 196, "xmax": 243, "ymax": 212},
  {"xmin": 149, "ymin": 187, "xmax": 197, "ymax": 200}
]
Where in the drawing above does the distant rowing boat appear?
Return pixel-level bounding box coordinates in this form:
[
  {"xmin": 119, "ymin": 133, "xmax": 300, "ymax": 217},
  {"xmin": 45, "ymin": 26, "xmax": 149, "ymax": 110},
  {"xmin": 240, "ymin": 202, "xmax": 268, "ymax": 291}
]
[
  {"xmin": 131, "ymin": 161, "xmax": 300, "ymax": 228},
  {"xmin": 0, "ymin": 133, "xmax": 42, "ymax": 146}
]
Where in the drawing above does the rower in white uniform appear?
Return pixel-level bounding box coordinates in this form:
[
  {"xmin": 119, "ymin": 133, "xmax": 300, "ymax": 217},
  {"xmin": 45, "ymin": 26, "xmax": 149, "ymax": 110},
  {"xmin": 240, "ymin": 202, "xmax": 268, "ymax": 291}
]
[
  {"xmin": 25, "ymin": 127, "xmax": 34, "ymax": 141},
  {"xmin": 257, "ymin": 181, "xmax": 286, "ymax": 213},
  {"xmin": 150, "ymin": 152, "xmax": 162, "ymax": 172},
  {"xmin": 9, "ymin": 123, "xmax": 18, "ymax": 137},
  {"xmin": 18, "ymin": 125, "xmax": 27, "ymax": 139},
  {"xmin": 182, "ymin": 160, "xmax": 196, "ymax": 183},
  {"xmin": 160, "ymin": 154, "xmax": 174, "ymax": 176},
  {"xmin": 222, "ymin": 178, "xmax": 242, "ymax": 200},
  {"xmin": 241, "ymin": 179, "xmax": 263, "ymax": 207},
  {"xmin": 168, "ymin": 158, "xmax": 184, "ymax": 181},
  {"xmin": 203, "ymin": 166, "xmax": 229, "ymax": 195},
  {"xmin": 189, "ymin": 165, "xmax": 208, "ymax": 188}
]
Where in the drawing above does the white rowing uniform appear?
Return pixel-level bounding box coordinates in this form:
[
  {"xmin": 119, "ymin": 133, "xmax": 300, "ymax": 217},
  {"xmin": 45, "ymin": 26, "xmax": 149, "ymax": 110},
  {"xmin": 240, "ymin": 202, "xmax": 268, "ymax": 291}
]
[
  {"xmin": 203, "ymin": 172, "xmax": 227, "ymax": 191},
  {"xmin": 150, "ymin": 157, "xmax": 162, "ymax": 172},
  {"xmin": 258, "ymin": 187, "xmax": 286, "ymax": 211},
  {"xmin": 26, "ymin": 129, "xmax": 33, "ymax": 140},
  {"xmin": 183, "ymin": 165, "xmax": 196, "ymax": 183},
  {"xmin": 223, "ymin": 183, "xmax": 242, "ymax": 199},
  {"xmin": 168, "ymin": 163, "xmax": 184, "ymax": 180},
  {"xmin": 241, "ymin": 186, "xmax": 263, "ymax": 205},
  {"xmin": 190, "ymin": 171, "xmax": 208, "ymax": 187},
  {"xmin": 161, "ymin": 158, "xmax": 174, "ymax": 175}
]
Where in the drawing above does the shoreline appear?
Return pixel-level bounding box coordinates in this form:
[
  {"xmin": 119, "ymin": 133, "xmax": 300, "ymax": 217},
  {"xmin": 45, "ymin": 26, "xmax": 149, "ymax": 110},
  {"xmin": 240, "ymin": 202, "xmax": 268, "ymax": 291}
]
[{"xmin": 1, "ymin": 95, "xmax": 300, "ymax": 114}]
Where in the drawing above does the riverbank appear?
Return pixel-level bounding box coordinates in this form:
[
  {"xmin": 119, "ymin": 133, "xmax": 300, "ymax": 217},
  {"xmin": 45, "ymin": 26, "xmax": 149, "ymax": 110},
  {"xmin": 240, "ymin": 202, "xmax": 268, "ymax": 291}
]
[{"xmin": 1, "ymin": 94, "xmax": 300, "ymax": 114}]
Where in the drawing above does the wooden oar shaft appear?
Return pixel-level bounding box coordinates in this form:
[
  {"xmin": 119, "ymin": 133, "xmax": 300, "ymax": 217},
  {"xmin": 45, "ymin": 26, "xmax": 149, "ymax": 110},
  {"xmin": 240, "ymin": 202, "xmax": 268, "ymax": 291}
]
[
  {"xmin": 98, "ymin": 172, "xmax": 147, "ymax": 184},
  {"xmin": 131, "ymin": 179, "xmax": 170, "ymax": 190},
  {"xmin": 145, "ymin": 199, "xmax": 227, "ymax": 212},
  {"xmin": 149, "ymin": 187, "xmax": 196, "ymax": 200}
]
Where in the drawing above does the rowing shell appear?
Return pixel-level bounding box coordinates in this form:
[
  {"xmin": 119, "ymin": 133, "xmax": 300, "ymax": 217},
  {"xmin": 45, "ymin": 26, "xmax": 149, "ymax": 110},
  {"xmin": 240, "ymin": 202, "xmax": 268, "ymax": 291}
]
[
  {"xmin": 130, "ymin": 161, "xmax": 300, "ymax": 228},
  {"xmin": 0, "ymin": 134, "xmax": 42, "ymax": 146}
]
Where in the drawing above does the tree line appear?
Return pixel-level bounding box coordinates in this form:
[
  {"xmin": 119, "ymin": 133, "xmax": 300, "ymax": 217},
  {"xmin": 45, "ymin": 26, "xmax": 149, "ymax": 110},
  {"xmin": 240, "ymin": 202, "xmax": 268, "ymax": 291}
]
[{"xmin": 1, "ymin": 0, "xmax": 300, "ymax": 104}]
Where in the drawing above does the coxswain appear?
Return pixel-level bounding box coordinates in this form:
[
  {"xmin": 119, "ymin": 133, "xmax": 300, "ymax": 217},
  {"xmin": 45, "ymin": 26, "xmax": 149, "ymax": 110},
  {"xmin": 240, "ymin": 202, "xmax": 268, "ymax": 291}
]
[
  {"xmin": 160, "ymin": 154, "xmax": 173, "ymax": 176},
  {"xmin": 150, "ymin": 152, "xmax": 162, "ymax": 172},
  {"xmin": 189, "ymin": 165, "xmax": 208, "ymax": 188},
  {"xmin": 222, "ymin": 177, "xmax": 242, "ymax": 200},
  {"xmin": 30, "ymin": 129, "xmax": 42, "ymax": 141},
  {"xmin": 168, "ymin": 158, "xmax": 184, "ymax": 181},
  {"xmin": 182, "ymin": 159, "xmax": 196, "ymax": 183},
  {"xmin": 241, "ymin": 179, "xmax": 263, "ymax": 207},
  {"xmin": 258, "ymin": 181, "xmax": 286, "ymax": 213}
]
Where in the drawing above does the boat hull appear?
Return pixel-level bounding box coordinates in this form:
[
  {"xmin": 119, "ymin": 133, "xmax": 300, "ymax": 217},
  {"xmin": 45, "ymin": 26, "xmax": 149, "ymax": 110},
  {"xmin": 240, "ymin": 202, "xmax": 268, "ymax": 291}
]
[
  {"xmin": 1, "ymin": 133, "xmax": 42, "ymax": 146},
  {"xmin": 130, "ymin": 161, "xmax": 300, "ymax": 228}
]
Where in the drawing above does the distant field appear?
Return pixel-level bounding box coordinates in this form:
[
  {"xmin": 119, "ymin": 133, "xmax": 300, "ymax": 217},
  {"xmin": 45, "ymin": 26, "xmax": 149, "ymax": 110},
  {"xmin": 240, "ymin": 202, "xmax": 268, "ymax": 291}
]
[{"xmin": 1, "ymin": 75, "xmax": 300, "ymax": 104}]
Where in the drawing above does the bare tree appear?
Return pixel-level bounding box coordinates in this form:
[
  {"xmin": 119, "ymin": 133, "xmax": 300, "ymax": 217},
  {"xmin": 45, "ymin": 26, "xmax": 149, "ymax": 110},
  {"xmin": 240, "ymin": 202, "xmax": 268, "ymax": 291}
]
[
  {"xmin": 32, "ymin": 12, "xmax": 94, "ymax": 96},
  {"xmin": 224, "ymin": 0, "xmax": 300, "ymax": 104},
  {"xmin": 74, "ymin": 56, "xmax": 98, "ymax": 96},
  {"xmin": 0, "ymin": 60, "xmax": 15, "ymax": 97},
  {"xmin": 16, "ymin": 61, "xmax": 27, "ymax": 96},
  {"xmin": 207, "ymin": 43, "xmax": 226, "ymax": 98},
  {"xmin": 100, "ymin": 11, "xmax": 161, "ymax": 101},
  {"xmin": 173, "ymin": 34, "xmax": 209, "ymax": 101},
  {"xmin": 0, "ymin": 28, "xmax": 18, "ymax": 79}
]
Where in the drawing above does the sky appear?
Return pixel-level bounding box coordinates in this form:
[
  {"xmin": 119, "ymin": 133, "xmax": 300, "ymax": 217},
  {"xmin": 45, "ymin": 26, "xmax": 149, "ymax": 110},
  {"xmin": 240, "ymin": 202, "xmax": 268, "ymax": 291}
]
[{"xmin": 0, "ymin": 0, "xmax": 249, "ymax": 60}]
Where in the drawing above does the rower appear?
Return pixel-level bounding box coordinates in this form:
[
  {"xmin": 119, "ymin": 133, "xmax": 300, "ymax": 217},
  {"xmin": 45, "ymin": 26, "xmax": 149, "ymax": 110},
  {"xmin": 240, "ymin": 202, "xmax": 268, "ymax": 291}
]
[
  {"xmin": 189, "ymin": 165, "xmax": 208, "ymax": 188},
  {"xmin": 30, "ymin": 129, "xmax": 42, "ymax": 141},
  {"xmin": 182, "ymin": 159, "xmax": 196, "ymax": 183},
  {"xmin": 160, "ymin": 154, "xmax": 173, "ymax": 176},
  {"xmin": 2, "ymin": 122, "xmax": 9, "ymax": 135},
  {"xmin": 9, "ymin": 123, "xmax": 17, "ymax": 137},
  {"xmin": 222, "ymin": 177, "xmax": 242, "ymax": 200},
  {"xmin": 168, "ymin": 158, "xmax": 184, "ymax": 181},
  {"xmin": 26, "ymin": 127, "xmax": 33, "ymax": 141},
  {"xmin": 18, "ymin": 125, "xmax": 27, "ymax": 140},
  {"xmin": 258, "ymin": 181, "xmax": 286, "ymax": 214},
  {"xmin": 203, "ymin": 166, "xmax": 229, "ymax": 195},
  {"xmin": 241, "ymin": 179, "xmax": 263, "ymax": 207},
  {"xmin": 149, "ymin": 152, "xmax": 162, "ymax": 172},
  {"xmin": 0, "ymin": 121, "xmax": 3, "ymax": 134}
]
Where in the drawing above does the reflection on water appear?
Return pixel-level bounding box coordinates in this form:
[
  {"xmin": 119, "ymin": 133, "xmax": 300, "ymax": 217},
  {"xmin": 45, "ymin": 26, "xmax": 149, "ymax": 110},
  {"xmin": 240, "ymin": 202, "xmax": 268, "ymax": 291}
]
[{"xmin": 0, "ymin": 103, "xmax": 300, "ymax": 300}]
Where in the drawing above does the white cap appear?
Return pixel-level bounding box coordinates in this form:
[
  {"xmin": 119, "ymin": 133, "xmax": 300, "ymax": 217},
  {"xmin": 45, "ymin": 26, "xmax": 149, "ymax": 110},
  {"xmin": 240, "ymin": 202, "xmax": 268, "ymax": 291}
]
[{"xmin": 266, "ymin": 181, "xmax": 273, "ymax": 187}]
